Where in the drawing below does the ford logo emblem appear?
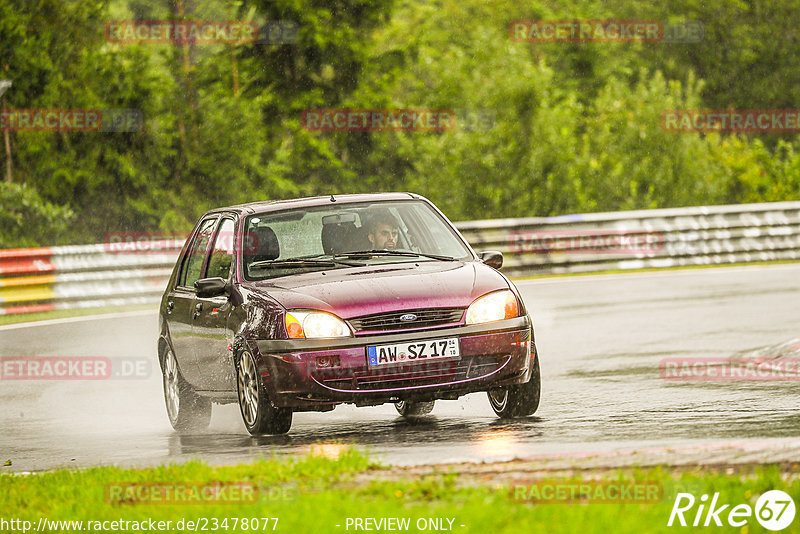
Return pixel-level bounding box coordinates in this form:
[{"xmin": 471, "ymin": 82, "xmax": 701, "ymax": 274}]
[{"xmin": 399, "ymin": 313, "xmax": 417, "ymax": 322}]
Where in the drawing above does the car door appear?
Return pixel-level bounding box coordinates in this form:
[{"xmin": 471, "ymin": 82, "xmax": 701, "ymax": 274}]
[
  {"xmin": 191, "ymin": 216, "xmax": 237, "ymax": 392},
  {"xmin": 166, "ymin": 216, "xmax": 218, "ymax": 389}
]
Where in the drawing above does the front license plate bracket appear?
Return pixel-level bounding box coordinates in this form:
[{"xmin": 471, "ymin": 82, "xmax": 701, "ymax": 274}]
[{"xmin": 366, "ymin": 337, "xmax": 460, "ymax": 367}]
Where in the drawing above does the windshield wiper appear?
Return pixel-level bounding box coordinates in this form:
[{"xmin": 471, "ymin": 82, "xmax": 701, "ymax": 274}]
[
  {"xmin": 282, "ymin": 254, "xmax": 366, "ymax": 266},
  {"xmin": 334, "ymin": 249, "xmax": 455, "ymax": 261},
  {"xmin": 249, "ymin": 258, "xmax": 360, "ymax": 270}
]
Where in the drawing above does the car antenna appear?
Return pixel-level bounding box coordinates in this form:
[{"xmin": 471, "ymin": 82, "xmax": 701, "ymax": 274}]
[{"xmin": 330, "ymin": 194, "xmax": 336, "ymax": 202}]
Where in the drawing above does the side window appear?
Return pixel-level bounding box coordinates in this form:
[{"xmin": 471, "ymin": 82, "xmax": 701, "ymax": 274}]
[
  {"xmin": 206, "ymin": 218, "xmax": 235, "ymax": 280},
  {"xmin": 178, "ymin": 217, "xmax": 218, "ymax": 288}
]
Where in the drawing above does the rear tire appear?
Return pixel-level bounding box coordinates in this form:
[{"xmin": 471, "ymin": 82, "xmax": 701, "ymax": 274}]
[
  {"xmin": 162, "ymin": 348, "xmax": 212, "ymax": 432},
  {"xmin": 394, "ymin": 400, "xmax": 435, "ymax": 417},
  {"xmin": 236, "ymin": 350, "xmax": 292, "ymax": 435},
  {"xmin": 488, "ymin": 356, "xmax": 540, "ymax": 418}
]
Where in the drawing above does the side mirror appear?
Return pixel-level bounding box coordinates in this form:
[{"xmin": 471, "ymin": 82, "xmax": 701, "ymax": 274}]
[
  {"xmin": 479, "ymin": 251, "xmax": 503, "ymax": 269},
  {"xmin": 194, "ymin": 277, "xmax": 229, "ymax": 298}
]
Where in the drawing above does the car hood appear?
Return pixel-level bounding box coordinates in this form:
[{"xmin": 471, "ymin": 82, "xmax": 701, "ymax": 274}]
[{"xmin": 242, "ymin": 261, "xmax": 510, "ymax": 319}]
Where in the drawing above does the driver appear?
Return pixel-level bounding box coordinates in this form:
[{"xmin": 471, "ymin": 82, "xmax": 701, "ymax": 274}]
[{"xmin": 365, "ymin": 211, "xmax": 400, "ymax": 250}]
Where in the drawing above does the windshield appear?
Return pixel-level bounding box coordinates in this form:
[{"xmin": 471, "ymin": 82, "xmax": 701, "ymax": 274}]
[{"xmin": 242, "ymin": 200, "xmax": 473, "ymax": 280}]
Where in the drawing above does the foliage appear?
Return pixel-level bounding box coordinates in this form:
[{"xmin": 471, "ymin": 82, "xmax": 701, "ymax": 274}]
[
  {"xmin": 1, "ymin": 0, "xmax": 799, "ymax": 245},
  {"xmin": 0, "ymin": 182, "xmax": 74, "ymax": 248}
]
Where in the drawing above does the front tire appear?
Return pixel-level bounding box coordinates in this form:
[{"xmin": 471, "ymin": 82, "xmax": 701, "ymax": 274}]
[
  {"xmin": 488, "ymin": 355, "xmax": 540, "ymax": 418},
  {"xmin": 236, "ymin": 350, "xmax": 292, "ymax": 435},
  {"xmin": 162, "ymin": 348, "xmax": 212, "ymax": 432},
  {"xmin": 394, "ymin": 400, "xmax": 435, "ymax": 417}
]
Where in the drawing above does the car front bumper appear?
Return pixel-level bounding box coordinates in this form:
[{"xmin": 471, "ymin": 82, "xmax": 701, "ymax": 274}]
[{"xmin": 253, "ymin": 316, "xmax": 534, "ymax": 409}]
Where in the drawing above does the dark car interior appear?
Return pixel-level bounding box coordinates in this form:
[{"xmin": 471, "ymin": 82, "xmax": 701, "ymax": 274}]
[
  {"xmin": 321, "ymin": 213, "xmax": 371, "ymax": 254},
  {"xmin": 244, "ymin": 226, "xmax": 280, "ymax": 264}
]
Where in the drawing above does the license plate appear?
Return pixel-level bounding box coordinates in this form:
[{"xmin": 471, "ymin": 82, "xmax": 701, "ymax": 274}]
[{"xmin": 367, "ymin": 338, "xmax": 459, "ymax": 367}]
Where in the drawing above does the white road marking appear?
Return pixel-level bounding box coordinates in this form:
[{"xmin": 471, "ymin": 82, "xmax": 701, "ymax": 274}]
[
  {"xmin": 514, "ymin": 262, "xmax": 800, "ymax": 285},
  {"xmin": 0, "ymin": 309, "xmax": 157, "ymax": 331}
]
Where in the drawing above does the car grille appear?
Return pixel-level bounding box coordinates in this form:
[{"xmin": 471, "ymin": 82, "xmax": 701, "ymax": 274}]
[
  {"xmin": 348, "ymin": 308, "xmax": 464, "ymax": 333},
  {"xmin": 312, "ymin": 355, "xmax": 507, "ymax": 391}
]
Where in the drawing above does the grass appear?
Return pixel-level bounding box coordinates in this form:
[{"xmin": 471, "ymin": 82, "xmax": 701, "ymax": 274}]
[{"xmin": 3, "ymin": 448, "xmax": 800, "ymax": 533}]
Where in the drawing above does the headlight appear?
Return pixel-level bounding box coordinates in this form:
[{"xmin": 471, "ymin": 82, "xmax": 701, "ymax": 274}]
[
  {"xmin": 285, "ymin": 310, "xmax": 352, "ymax": 339},
  {"xmin": 465, "ymin": 290, "xmax": 520, "ymax": 325}
]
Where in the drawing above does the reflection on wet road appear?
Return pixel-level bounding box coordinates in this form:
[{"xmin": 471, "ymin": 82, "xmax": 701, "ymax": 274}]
[{"xmin": 1, "ymin": 264, "xmax": 799, "ymax": 471}]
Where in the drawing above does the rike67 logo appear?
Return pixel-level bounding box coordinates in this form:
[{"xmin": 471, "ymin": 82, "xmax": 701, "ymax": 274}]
[{"xmin": 668, "ymin": 490, "xmax": 796, "ymax": 531}]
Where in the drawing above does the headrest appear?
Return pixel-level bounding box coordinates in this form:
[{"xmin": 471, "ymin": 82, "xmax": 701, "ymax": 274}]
[
  {"xmin": 321, "ymin": 221, "xmax": 357, "ymax": 255},
  {"xmin": 246, "ymin": 226, "xmax": 279, "ymax": 263}
]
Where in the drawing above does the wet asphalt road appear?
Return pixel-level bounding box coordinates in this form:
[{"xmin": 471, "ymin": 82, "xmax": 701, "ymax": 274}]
[{"xmin": 1, "ymin": 264, "xmax": 799, "ymax": 472}]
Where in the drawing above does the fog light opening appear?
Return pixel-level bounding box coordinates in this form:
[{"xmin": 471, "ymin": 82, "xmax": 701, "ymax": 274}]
[{"xmin": 316, "ymin": 355, "xmax": 341, "ymax": 369}]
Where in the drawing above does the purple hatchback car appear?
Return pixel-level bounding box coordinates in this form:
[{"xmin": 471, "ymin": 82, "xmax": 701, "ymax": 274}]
[{"xmin": 158, "ymin": 193, "xmax": 539, "ymax": 434}]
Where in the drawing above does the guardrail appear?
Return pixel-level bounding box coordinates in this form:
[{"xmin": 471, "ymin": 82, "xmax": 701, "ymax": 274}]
[
  {"xmin": 1, "ymin": 201, "xmax": 799, "ymax": 315},
  {"xmin": 0, "ymin": 242, "xmax": 180, "ymax": 315},
  {"xmin": 459, "ymin": 200, "xmax": 800, "ymax": 277}
]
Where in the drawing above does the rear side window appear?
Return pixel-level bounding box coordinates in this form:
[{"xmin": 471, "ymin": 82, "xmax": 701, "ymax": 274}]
[
  {"xmin": 206, "ymin": 218, "xmax": 236, "ymax": 280},
  {"xmin": 178, "ymin": 217, "xmax": 217, "ymax": 288}
]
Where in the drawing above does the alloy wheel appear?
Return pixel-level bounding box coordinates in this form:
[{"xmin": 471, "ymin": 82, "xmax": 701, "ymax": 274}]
[
  {"xmin": 237, "ymin": 352, "xmax": 259, "ymax": 427},
  {"xmin": 163, "ymin": 349, "xmax": 180, "ymax": 421}
]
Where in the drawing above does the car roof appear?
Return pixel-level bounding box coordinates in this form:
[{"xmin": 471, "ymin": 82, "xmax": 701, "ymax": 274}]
[{"xmin": 204, "ymin": 192, "xmax": 422, "ymax": 217}]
